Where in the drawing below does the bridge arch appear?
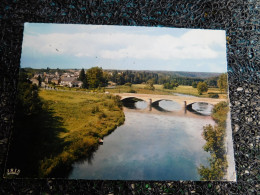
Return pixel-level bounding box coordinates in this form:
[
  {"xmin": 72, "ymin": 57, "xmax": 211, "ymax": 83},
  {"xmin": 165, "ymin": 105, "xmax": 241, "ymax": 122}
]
[
  {"xmin": 186, "ymin": 102, "xmax": 214, "ymax": 116},
  {"xmin": 121, "ymin": 97, "xmax": 146, "ymax": 102},
  {"xmin": 186, "ymin": 101, "xmax": 214, "ymax": 107},
  {"xmin": 151, "ymin": 99, "xmax": 178, "ymax": 106}
]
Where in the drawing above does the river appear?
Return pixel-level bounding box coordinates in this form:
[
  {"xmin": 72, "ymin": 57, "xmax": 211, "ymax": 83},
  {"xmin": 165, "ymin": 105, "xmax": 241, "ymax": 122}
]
[{"xmin": 68, "ymin": 98, "xmax": 217, "ymax": 180}]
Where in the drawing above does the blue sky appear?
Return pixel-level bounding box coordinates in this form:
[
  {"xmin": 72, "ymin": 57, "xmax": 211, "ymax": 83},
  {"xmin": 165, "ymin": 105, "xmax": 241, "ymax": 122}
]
[{"xmin": 21, "ymin": 23, "xmax": 227, "ymax": 73}]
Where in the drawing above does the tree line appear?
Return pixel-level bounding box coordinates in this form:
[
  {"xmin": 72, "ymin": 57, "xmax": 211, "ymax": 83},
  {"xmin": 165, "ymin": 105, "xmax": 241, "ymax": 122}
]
[
  {"xmin": 192, "ymin": 73, "xmax": 228, "ymax": 95},
  {"xmin": 104, "ymin": 70, "xmax": 219, "ymax": 87}
]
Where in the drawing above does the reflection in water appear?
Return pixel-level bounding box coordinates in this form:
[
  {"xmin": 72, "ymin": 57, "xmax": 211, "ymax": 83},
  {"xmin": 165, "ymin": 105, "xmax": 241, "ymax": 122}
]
[
  {"xmin": 158, "ymin": 100, "xmax": 182, "ymax": 111},
  {"xmin": 122, "ymin": 98, "xmax": 147, "ymax": 109},
  {"xmin": 135, "ymin": 101, "xmax": 148, "ymax": 109},
  {"xmin": 187, "ymin": 102, "xmax": 213, "ymax": 116}
]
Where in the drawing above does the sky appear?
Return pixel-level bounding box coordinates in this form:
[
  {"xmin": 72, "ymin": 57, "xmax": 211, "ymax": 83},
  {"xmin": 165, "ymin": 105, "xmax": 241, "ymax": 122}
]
[{"xmin": 21, "ymin": 23, "xmax": 227, "ymax": 73}]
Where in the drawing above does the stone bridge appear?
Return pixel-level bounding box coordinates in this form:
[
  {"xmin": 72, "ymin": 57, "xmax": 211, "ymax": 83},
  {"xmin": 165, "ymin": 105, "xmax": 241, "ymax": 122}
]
[{"xmin": 115, "ymin": 93, "xmax": 226, "ymax": 107}]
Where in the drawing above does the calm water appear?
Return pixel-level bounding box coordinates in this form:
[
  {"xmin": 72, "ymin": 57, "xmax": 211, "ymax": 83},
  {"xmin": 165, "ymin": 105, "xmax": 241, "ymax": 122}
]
[{"xmin": 69, "ymin": 100, "xmax": 215, "ymax": 180}]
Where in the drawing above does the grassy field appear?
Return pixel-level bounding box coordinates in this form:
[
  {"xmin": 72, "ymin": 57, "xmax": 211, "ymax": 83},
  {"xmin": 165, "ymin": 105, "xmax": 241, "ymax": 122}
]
[
  {"xmin": 37, "ymin": 90, "xmax": 125, "ymax": 177},
  {"xmin": 105, "ymin": 84, "xmax": 227, "ymax": 99}
]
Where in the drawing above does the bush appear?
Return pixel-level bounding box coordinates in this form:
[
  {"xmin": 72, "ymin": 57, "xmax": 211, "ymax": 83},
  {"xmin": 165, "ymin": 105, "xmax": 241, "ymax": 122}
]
[
  {"xmin": 197, "ymin": 82, "xmax": 208, "ymax": 95},
  {"xmin": 98, "ymin": 111, "xmax": 107, "ymax": 119},
  {"xmin": 209, "ymin": 94, "xmax": 219, "ymax": 98},
  {"xmin": 91, "ymin": 105, "xmax": 100, "ymax": 113},
  {"xmin": 107, "ymin": 102, "xmax": 115, "ymax": 111},
  {"xmin": 124, "ymin": 82, "xmax": 132, "ymax": 87},
  {"xmin": 127, "ymin": 89, "xmax": 136, "ymax": 93}
]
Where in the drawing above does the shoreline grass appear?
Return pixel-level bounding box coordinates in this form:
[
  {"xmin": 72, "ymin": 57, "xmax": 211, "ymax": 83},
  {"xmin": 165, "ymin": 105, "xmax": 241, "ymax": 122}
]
[{"xmin": 36, "ymin": 90, "xmax": 125, "ymax": 177}]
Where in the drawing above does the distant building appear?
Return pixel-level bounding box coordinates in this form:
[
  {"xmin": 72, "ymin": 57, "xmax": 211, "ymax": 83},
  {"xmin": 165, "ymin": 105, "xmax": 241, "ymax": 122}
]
[
  {"xmin": 51, "ymin": 78, "xmax": 60, "ymax": 85},
  {"xmin": 33, "ymin": 74, "xmax": 43, "ymax": 78},
  {"xmin": 45, "ymin": 77, "xmax": 49, "ymax": 83},
  {"xmin": 60, "ymin": 77, "xmax": 76, "ymax": 87},
  {"xmin": 106, "ymin": 81, "xmax": 117, "ymax": 89},
  {"xmin": 30, "ymin": 78, "xmax": 39, "ymax": 86},
  {"xmin": 108, "ymin": 81, "xmax": 117, "ymax": 86},
  {"xmin": 41, "ymin": 82, "xmax": 46, "ymax": 87},
  {"xmin": 71, "ymin": 81, "xmax": 83, "ymax": 88}
]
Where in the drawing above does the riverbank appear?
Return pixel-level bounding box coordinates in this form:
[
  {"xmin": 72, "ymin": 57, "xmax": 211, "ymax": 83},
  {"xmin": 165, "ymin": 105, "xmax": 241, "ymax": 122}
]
[
  {"xmin": 38, "ymin": 90, "xmax": 125, "ymax": 177},
  {"xmin": 198, "ymin": 101, "xmax": 229, "ymax": 180},
  {"xmin": 7, "ymin": 89, "xmax": 125, "ymax": 178}
]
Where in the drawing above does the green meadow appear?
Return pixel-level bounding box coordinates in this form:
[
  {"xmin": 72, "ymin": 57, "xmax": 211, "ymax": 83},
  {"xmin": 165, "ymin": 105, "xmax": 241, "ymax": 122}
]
[
  {"xmin": 38, "ymin": 90, "xmax": 125, "ymax": 177},
  {"xmin": 7, "ymin": 89, "xmax": 125, "ymax": 178}
]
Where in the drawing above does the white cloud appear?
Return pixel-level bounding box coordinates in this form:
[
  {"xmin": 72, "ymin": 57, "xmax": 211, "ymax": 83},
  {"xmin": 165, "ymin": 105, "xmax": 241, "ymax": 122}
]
[{"xmin": 22, "ymin": 27, "xmax": 226, "ymax": 61}]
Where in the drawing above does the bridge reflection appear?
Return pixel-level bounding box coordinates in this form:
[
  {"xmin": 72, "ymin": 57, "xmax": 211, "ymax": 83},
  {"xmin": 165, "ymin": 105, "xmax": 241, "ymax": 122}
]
[{"xmin": 122, "ymin": 100, "xmax": 213, "ymax": 120}]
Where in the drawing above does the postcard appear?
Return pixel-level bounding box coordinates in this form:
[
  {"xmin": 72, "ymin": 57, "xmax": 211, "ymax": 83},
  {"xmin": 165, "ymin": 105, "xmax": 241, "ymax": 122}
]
[{"xmin": 5, "ymin": 23, "xmax": 236, "ymax": 181}]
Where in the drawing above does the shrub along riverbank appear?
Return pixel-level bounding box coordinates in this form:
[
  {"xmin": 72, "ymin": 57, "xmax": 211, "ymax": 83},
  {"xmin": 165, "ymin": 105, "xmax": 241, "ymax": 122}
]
[
  {"xmin": 7, "ymin": 86, "xmax": 125, "ymax": 178},
  {"xmin": 198, "ymin": 101, "xmax": 229, "ymax": 180}
]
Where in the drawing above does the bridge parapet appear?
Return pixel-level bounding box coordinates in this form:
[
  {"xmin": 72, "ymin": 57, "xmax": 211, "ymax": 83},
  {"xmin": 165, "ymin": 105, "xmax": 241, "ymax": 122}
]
[{"xmin": 117, "ymin": 93, "xmax": 226, "ymax": 107}]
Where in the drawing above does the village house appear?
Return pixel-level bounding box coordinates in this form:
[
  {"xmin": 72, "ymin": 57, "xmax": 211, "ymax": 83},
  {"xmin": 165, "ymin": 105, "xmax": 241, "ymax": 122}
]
[
  {"xmin": 33, "ymin": 74, "xmax": 43, "ymax": 78},
  {"xmin": 41, "ymin": 82, "xmax": 46, "ymax": 87},
  {"xmin": 106, "ymin": 81, "xmax": 117, "ymax": 89},
  {"xmin": 44, "ymin": 75, "xmax": 55, "ymax": 83},
  {"xmin": 30, "ymin": 78, "xmax": 39, "ymax": 86},
  {"xmin": 71, "ymin": 81, "xmax": 83, "ymax": 88},
  {"xmin": 60, "ymin": 77, "xmax": 76, "ymax": 87},
  {"xmin": 51, "ymin": 78, "xmax": 60, "ymax": 85}
]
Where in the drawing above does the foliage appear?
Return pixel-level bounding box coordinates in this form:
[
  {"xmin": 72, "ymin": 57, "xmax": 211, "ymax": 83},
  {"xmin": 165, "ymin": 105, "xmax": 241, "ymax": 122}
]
[
  {"xmin": 105, "ymin": 69, "xmax": 216, "ymax": 86},
  {"xmin": 192, "ymin": 81, "xmax": 198, "ymax": 88},
  {"xmin": 205, "ymin": 76, "xmax": 219, "ymax": 87},
  {"xmin": 217, "ymin": 73, "xmax": 228, "ymax": 93},
  {"xmin": 127, "ymin": 89, "xmax": 137, "ymax": 93},
  {"xmin": 144, "ymin": 79, "xmax": 155, "ymax": 90},
  {"xmin": 16, "ymin": 71, "xmax": 42, "ymax": 116},
  {"xmin": 8, "ymin": 86, "xmax": 125, "ymax": 177},
  {"xmin": 78, "ymin": 68, "xmax": 88, "ymax": 88},
  {"xmin": 197, "ymin": 82, "xmax": 208, "ymax": 95},
  {"xmin": 163, "ymin": 81, "xmax": 179, "ymax": 89},
  {"xmin": 124, "ymin": 82, "xmax": 132, "ymax": 87},
  {"xmin": 198, "ymin": 101, "xmax": 229, "ymax": 180},
  {"xmin": 37, "ymin": 75, "xmax": 42, "ymax": 87},
  {"xmin": 212, "ymin": 101, "xmax": 229, "ymax": 125},
  {"xmin": 87, "ymin": 67, "xmax": 106, "ymax": 89},
  {"xmin": 208, "ymin": 94, "xmax": 219, "ymax": 98}
]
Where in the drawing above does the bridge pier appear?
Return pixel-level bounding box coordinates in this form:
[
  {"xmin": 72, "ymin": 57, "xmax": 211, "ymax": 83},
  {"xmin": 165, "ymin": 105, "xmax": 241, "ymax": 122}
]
[
  {"xmin": 149, "ymin": 99, "xmax": 152, "ymax": 111},
  {"xmin": 184, "ymin": 101, "xmax": 187, "ymax": 114}
]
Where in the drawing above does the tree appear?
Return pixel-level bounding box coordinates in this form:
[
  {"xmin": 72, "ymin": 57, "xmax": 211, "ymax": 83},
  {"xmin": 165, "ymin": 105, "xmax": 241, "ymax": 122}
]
[
  {"xmin": 217, "ymin": 73, "xmax": 228, "ymax": 93},
  {"xmin": 163, "ymin": 81, "xmax": 179, "ymax": 89},
  {"xmin": 192, "ymin": 82, "xmax": 198, "ymax": 88},
  {"xmin": 145, "ymin": 79, "xmax": 155, "ymax": 90},
  {"xmin": 79, "ymin": 68, "xmax": 88, "ymax": 88},
  {"xmin": 16, "ymin": 70, "xmax": 42, "ymax": 116},
  {"xmin": 86, "ymin": 67, "xmax": 105, "ymax": 89},
  {"xmin": 197, "ymin": 82, "xmax": 208, "ymax": 95},
  {"xmin": 37, "ymin": 75, "xmax": 42, "ymax": 87}
]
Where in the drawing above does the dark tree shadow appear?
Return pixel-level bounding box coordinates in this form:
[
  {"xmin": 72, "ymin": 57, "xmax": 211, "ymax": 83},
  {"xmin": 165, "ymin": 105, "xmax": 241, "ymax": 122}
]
[{"xmin": 6, "ymin": 107, "xmax": 70, "ymax": 178}]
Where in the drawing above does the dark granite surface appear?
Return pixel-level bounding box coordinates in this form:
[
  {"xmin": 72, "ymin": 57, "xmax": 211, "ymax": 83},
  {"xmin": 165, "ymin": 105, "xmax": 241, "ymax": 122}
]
[{"xmin": 0, "ymin": 0, "xmax": 259, "ymax": 194}]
